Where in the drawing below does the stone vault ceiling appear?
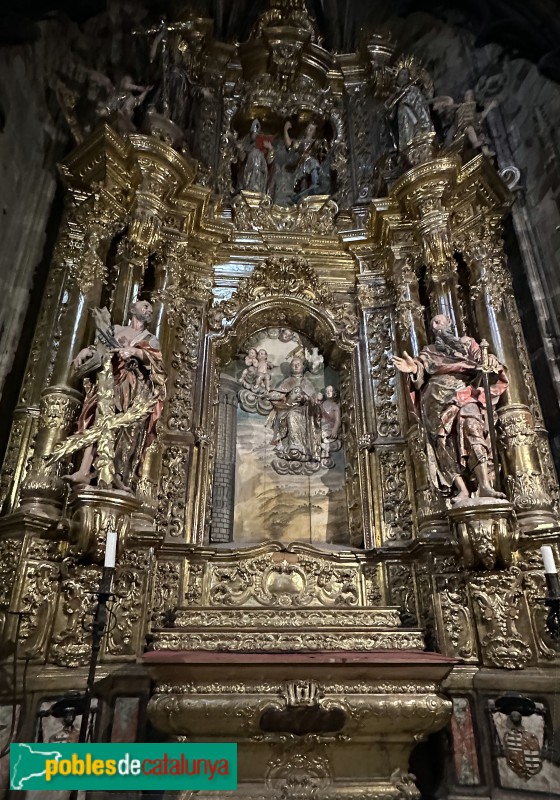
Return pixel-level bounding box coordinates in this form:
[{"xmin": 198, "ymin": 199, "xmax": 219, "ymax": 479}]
[{"xmin": 1, "ymin": 0, "xmax": 560, "ymax": 81}]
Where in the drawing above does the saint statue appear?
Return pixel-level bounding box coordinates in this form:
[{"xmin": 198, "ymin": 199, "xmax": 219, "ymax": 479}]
[
  {"xmin": 267, "ymin": 357, "xmax": 322, "ymax": 462},
  {"xmin": 393, "ymin": 314, "xmax": 508, "ymax": 503},
  {"xmin": 156, "ymin": 37, "xmax": 191, "ymax": 131},
  {"xmin": 284, "ymin": 119, "xmax": 331, "ymax": 202},
  {"xmin": 319, "ymin": 385, "xmax": 341, "ymax": 458},
  {"xmin": 237, "ymin": 119, "xmax": 275, "ymax": 194},
  {"xmin": 67, "ymin": 300, "xmax": 166, "ymax": 491},
  {"xmin": 386, "ymin": 67, "xmax": 434, "ymax": 152}
]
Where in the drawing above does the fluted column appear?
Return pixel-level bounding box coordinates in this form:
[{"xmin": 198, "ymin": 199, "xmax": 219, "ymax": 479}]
[
  {"xmin": 50, "ymin": 212, "xmax": 113, "ymax": 393},
  {"xmin": 152, "ymin": 258, "xmax": 170, "ymax": 341},
  {"xmin": 392, "ymin": 160, "xmax": 465, "ymax": 334},
  {"xmin": 209, "ymin": 376, "xmax": 238, "ymax": 543},
  {"xmin": 462, "ymin": 214, "xmax": 555, "ymax": 530},
  {"xmin": 391, "ymin": 250, "xmax": 447, "ymax": 536},
  {"xmin": 426, "ymin": 258, "xmax": 464, "ymax": 334},
  {"xmin": 20, "ymin": 196, "xmax": 119, "ymax": 512},
  {"xmin": 111, "ymin": 191, "xmax": 164, "ymax": 324},
  {"xmin": 135, "ymin": 246, "xmax": 173, "ymax": 528},
  {"xmin": 417, "ymin": 201, "xmax": 463, "ymax": 331}
]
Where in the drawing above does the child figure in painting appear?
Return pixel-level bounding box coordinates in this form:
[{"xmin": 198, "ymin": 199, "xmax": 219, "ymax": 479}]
[
  {"xmin": 253, "ymin": 348, "xmax": 274, "ymax": 393},
  {"xmin": 240, "ymin": 347, "xmax": 258, "ymax": 385}
]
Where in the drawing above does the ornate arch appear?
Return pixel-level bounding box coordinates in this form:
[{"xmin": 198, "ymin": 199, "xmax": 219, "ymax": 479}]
[
  {"xmin": 208, "ymin": 255, "xmax": 357, "ymax": 356},
  {"xmin": 191, "ymin": 256, "xmax": 371, "ymax": 548}
]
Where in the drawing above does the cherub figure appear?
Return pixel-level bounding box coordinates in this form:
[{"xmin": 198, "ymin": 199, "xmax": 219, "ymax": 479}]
[
  {"xmin": 91, "ymin": 72, "xmax": 151, "ymax": 134},
  {"xmin": 435, "ymin": 89, "xmax": 499, "ymax": 157},
  {"xmin": 304, "ymin": 346, "xmax": 324, "ymax": 375},
  {"xmin": 240, "ymin": 347, "xmax": 258, "ymax": 384},
  {"xmin": 319, "ymin": 385, "xmax": 341, "ymax": 458},
  {"xmin": 254, "ymin": 348, "xmax": 274, "ymax": 392}
]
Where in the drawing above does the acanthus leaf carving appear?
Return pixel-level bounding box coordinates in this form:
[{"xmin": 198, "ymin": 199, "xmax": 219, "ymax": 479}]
[
  {"xmin": 379, "ymin": 450, "xmax": 413, "ymax": 541},
  {"xmin": 366, "ymin": 311, "xmax": 400, "ymax": 438},
  {"xmin": 232, "ymin": 193, "xmax": 338, "ymax": 234},
  {"xmin": 208, "ymin": 256, "xmax": 358, "ymax": 340},
  {"xmin": 469, "ymin": 567, "xmax": 533, "ymax": 669},
  {"xmin": 435, "ymin": 574, "xmax": 476, "ymax": 660},
  {"xmin": 156, "ymin": 446, "xmax": 190, "ymax": 538}
]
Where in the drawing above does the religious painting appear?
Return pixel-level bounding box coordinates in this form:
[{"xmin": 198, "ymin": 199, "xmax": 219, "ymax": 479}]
[
  {"xmin": 450, "ymin": 697, "xmax": 480, "ymax": 786},
  {"xmin": 216, "ymin": 327, "xmax": 348, "ymax": 545}
]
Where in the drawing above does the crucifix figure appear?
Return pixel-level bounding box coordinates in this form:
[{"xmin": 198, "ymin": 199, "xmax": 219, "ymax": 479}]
[
  {"xmin": 133, "ymin": 16, "xmax": 201, "ymax": 125},
  {"xmin": 50, "ymin": 302, "xmax": 166, "ymax": 492}
]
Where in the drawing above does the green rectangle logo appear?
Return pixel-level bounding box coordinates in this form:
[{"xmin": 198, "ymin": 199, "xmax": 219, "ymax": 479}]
[{"xmin": 10, "ymin": 743, "xmax": 237, "ymax": 791}]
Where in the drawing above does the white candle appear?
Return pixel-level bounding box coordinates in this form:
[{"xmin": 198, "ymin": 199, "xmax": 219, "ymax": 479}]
[
  {"xmin": 541, "ymin": 545, "xmax": 557, "ymax": 575},
  {"xmin": 104, "ymin": 530, "xmax": 118, "ymax": 568}
]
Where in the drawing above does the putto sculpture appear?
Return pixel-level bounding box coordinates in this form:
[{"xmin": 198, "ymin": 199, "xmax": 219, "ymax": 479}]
[
  {"xmin": 435, "ymin": 89, "xmax": 499, "ymax": 158},
  {"xmin": 393, "ymin": 314, "xmax": 508, "ymax": 504}
]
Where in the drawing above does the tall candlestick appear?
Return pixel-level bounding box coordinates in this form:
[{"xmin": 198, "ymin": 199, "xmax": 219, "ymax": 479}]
[
  {"xmin": 104, "ymin": 530, "xmax": 118, "ymax": 568},
  {"xmin": 541, "ymin": 545, "xmax": 560, "ymax": 600},
  {"xmin": 541, "ymin": 546, "xmax": 557, "ymax": 575}
]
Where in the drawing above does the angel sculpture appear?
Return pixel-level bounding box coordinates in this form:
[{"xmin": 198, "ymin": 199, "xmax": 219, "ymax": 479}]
[
  {"xmin": 385, "ymin": 67, "xmax": 435, "ymax": 153},
  {"xmin": 304, "ymin": 347, "xmax": 324, "ymax": 375},
  {"xmin": 240, "ymin": 348, "xmax": 258, "ymax": 386},
  {"xmin": 434, "ymin": 89, "xmax": 499, "ymax": 158},
  {"xmin": 91, "ymin": 71, "xmax": 151, "ymax": 133},
  {"xmin": 253, "ymin": 349, "xmax": 274, "ymax": 393}
]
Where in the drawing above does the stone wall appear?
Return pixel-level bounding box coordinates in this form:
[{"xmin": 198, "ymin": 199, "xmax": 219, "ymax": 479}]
[
  {"xmin": 0, "ymin": 20, "xmax": 75, "ymax": 429},
  {"xmin": 0, "ymin": 2, "xmax": 147, "ymax": 459}
]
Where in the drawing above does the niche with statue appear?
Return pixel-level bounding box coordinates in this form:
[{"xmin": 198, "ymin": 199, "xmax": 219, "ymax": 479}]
[{"xmin": 211, "ymin": 327, "xmax": 349, "ymax": 546}]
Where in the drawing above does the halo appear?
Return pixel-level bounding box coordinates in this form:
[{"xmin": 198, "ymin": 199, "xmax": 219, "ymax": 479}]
[{"xmin": 392, "ymin": 54, "xmax": 434, "ymax": 98}]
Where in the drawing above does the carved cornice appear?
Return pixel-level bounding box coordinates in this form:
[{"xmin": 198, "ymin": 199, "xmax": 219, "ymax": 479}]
[
  {"xmin": 152, "ymin": 629, "xmax": 425, "ymax": 652},
  {"xmin": 208, "ymin": 255, "xmax": 358, "ymax": 338},
  {"xmin": 233, "ymin": 192, "xmax": 338, "ymax": 235},
  {"xmin": 168, "ymin": 608, "xmax": 402, "ymax": 629}
]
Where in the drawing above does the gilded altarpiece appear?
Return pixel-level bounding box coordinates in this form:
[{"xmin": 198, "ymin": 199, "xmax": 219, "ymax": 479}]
[{"xmin": 0, "ymin": 1, "xmax": 560, "ymax": 799}]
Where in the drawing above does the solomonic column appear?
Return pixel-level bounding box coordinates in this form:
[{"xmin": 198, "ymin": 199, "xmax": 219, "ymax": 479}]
[{"xmin": 461, "ymin": 213, "xmax": 556, "ymax": 531}]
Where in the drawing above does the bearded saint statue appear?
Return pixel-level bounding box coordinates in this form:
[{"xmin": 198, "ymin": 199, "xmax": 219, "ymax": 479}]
[
  {"xmin": 67, "ymin": 299, "xmax": 166, "ymax": 491},
  {"xmin": 393, "ymin": 314, "xmax": 508, "ymax": 503}
]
